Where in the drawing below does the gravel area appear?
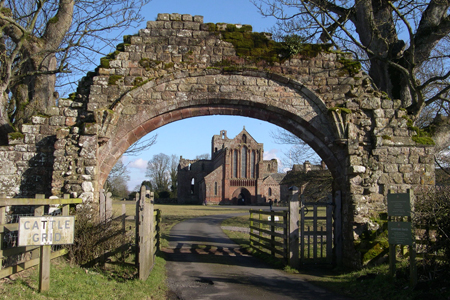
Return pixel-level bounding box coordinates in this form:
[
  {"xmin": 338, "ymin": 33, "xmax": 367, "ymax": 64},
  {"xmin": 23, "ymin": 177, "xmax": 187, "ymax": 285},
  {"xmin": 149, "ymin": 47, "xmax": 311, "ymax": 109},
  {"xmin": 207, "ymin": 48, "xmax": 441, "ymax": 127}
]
[{"xmin": 221, "ymin": 226, "xmax": 250, "ymax": 233}]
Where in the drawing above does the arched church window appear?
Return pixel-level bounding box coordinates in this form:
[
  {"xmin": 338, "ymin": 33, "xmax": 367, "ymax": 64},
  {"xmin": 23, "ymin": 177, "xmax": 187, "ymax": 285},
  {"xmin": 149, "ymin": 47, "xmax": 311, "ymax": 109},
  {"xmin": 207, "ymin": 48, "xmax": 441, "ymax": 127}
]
[
  {"xmin": 233, "ymin": 150, "xmax": 238, "ymax": 178},
  {"xmin": 214, "ymin": 182, "xmax": 218, "ymax": 196},
  {"xmin": 191, "ymin": 178, "xmax": 195, "ymax": 194},
  {"xmin": 242, "ymin": 134, "xmax": 247, "ymax": 143},
  {"xmin": 250, "ymin": 151, "xmax": 255, "ymax": 178},
  {"xmin": 268, "ymin": 187, "xmax": 272, "ymax": 197},
  {"xmin": 241, "ymin": 146, "xmax": 247, "ymax": 178}
]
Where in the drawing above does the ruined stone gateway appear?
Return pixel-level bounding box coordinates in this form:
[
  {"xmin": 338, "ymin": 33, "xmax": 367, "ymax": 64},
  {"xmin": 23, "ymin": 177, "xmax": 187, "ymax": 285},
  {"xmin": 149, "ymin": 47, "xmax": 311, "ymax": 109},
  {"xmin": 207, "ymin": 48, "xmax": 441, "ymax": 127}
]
[{"xmin": 0, "ymin": 13, "xmax": 435, "ymax": 268}]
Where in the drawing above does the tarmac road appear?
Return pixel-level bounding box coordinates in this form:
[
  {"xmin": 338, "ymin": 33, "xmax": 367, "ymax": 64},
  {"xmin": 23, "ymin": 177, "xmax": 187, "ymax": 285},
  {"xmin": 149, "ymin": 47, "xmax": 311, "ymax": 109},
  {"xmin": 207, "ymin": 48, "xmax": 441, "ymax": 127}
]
[{"xmin": 164, "ymin": 209, "xmax": 350, "ymax": 300}]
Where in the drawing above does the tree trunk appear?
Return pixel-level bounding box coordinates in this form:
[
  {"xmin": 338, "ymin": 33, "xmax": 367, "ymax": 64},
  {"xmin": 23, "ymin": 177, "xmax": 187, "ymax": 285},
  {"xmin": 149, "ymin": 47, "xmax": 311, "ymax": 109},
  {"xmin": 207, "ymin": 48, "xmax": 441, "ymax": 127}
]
[
  {"xmin": 352, "ymin": 0, "xmax": 414, "ymax": 109},
  {"xmin": 0, "ymin": 90, "xmax": 13, "ymax": 145},
  {"xmin": 13, "ymin": 54, "xmax": 57, "ymax": 130}
]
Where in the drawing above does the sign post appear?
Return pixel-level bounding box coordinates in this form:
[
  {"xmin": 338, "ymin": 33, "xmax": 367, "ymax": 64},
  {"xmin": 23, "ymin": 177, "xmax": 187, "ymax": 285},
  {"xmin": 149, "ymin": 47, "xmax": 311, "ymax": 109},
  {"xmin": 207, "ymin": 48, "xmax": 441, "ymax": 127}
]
[
  {"xmin": 18, "ymin": 216, "xmax": 75, "ymax": 292},
  {"xmin": 387, "ymin": 190, "xmax": 416, "ymax": 287}
]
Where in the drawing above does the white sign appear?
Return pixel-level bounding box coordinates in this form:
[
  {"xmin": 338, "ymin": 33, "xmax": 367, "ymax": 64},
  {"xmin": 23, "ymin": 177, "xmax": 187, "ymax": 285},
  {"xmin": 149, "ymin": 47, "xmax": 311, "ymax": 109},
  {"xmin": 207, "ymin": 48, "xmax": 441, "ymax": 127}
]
[{"xmin": 18, "ymin": 216, "xmax": 75, "ymax": 246}]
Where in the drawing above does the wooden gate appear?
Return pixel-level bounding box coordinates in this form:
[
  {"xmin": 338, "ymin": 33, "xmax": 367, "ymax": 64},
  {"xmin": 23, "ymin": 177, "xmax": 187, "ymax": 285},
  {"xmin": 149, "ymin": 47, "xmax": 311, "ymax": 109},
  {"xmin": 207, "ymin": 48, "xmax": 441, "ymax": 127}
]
[{"xmin": 299, "ymin": 198, "xmax": 334, "ymax": 264}]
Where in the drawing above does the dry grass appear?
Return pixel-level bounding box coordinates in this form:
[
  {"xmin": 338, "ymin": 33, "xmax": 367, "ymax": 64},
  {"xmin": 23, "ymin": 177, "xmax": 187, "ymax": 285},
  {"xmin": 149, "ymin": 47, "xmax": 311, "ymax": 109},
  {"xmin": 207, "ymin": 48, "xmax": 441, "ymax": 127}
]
[{"xmin": 112, "ymin": 200, "xmax": 248, "ymax": 217}]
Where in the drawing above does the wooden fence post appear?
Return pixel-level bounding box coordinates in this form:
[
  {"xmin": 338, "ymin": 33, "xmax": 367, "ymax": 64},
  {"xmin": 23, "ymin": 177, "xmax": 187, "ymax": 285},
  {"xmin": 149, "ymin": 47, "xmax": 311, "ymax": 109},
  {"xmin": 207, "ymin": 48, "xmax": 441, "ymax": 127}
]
[
  {"xmin": 135, "ymin": 191, "xmax": 139, "ymax": 260},
  {"xmin": 63, "ymin": 194, "xmax": 70, "ymax": 216},
  {"xmin": 270, "ymin": 212, "xmax": 275, "ymax": 256},
  {"xmin": 35, "ymin": 194, "xmax": 49, "ymax": 292},
  {"xmin": 313, "ymin": 205, "xmax": 318, "ymax": 260},
  {"xmin": 32, "ymin": 194, "xmax": 45, "ymax": 261},
  {"xmin": 148, "ymin": 190, "xmax": 155, "ymax": 270},
  {"xmin": 137, "ymin": 186, "xmax": 154, "ymax": 280},
  {"xmin": 326, "ymin": 195, "xmax": 333, "ymax": 264},
  {"xmin": 258, "ymin": 209, "xmax": 262, "ymax": 251},
  {"xmin": 289, "ymin": 186, "xmax": 299, "ymax": 269},
  {"xmin": 122, "ymin": 204, "xmax": 126, "ymax": 233},
  {"xmin": 250, "ymin": 211, "xmax": 254, "ymax": 249},
  {"xmin": 284, "ymin": 210, "xmax": 289, "ymax": 263}
]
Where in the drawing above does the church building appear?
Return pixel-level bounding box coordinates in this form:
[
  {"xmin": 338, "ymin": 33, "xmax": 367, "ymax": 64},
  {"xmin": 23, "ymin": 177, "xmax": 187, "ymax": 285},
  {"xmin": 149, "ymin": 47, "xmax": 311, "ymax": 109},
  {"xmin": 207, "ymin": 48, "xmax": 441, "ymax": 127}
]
[{"xmin": 177, "ymin": 128, "xmax": 285, "ymax": 205}]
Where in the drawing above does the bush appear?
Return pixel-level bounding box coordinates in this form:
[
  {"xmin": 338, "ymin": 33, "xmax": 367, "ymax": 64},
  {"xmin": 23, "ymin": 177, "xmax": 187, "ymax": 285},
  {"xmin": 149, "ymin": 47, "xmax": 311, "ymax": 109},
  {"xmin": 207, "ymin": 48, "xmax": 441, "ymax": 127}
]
[
  {"xmin": 65, "ymin": 202, "xmax": 131, "ymax": 266},
  {"xmin": 415, "ymin": 186, "xmax": 450, "ymax": 262}
]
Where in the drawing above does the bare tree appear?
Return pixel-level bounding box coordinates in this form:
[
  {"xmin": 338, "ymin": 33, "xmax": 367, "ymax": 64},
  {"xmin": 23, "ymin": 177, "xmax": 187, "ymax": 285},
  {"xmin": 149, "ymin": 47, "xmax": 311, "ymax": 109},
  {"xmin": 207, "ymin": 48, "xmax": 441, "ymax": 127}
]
[
  {"xmin": 169, "ymin": 154, "xmax": 178, "ymax": 195},
  {"xmin": 270, "ymin": 128, "xmax": 320, "ymax": 167},
  {"xmin": 125, "ymin": 133, "xmax": 158, "ymax": 156},
  {"xmin": 252, "ymin": 0, "xmax": 450, "ymax": 150},
  {"xmin": 0, "ymin": 0, "xmax": 151, "ymax": 144},
  {"xmin": 105, "ymin": 157, "xmax": 130, "ymax": 198},
  {"xmin": 146, "ymin": 153, "xmax": 171, "ymax": 193}
]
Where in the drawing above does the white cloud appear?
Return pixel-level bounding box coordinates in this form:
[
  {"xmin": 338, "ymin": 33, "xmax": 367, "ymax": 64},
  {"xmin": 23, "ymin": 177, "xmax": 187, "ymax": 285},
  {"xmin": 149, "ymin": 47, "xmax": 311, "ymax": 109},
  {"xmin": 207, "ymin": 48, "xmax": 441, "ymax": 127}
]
[
  {"xmin": 263, "ymin": 148, "xmax": 279, "ymax": 160},
  {"xmin": 264, "ymin": 148, "xmax": 287, "ymax": 172},
  {"xmin": 128, "ymin": 158, "xmax": 148, "ymax": 170}
]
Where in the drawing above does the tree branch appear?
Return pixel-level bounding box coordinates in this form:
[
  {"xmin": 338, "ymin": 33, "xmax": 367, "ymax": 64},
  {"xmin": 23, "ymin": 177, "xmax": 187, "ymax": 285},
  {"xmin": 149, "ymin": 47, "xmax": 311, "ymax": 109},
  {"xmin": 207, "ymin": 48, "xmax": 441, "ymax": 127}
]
[
  {"xmin": 414, "ymin": 0, "xmax": 450, "ymax": 65},
  {"xmin": 43, "ymin": 0, "xmax": 75, "ymax": 49}
]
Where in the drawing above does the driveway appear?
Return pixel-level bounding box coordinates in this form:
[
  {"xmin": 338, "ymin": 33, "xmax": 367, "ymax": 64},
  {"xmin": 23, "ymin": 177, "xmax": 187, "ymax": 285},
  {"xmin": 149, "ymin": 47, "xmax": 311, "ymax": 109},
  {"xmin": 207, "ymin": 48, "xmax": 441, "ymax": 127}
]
[{"xmin": 164, "ymin": 212, "xmax": 350, "ymax": 300}]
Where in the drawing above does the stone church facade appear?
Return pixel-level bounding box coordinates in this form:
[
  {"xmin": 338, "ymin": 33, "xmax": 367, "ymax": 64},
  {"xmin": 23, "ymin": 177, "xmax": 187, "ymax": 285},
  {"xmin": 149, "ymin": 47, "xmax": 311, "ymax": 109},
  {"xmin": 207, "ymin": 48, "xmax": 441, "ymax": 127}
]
[{"xmin": 177, "ymin": 128, "xmax": 284, "ymax": 205}]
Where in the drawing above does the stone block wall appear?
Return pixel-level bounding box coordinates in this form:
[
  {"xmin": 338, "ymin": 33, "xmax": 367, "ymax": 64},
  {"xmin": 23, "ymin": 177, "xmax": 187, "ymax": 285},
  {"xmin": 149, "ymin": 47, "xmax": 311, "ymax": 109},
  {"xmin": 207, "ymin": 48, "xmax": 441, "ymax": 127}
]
[
  {"xmin": 0, "ymin": 98, "xmax": 98, "ymax": 202},
  {"xmin": 0, "ymin": 13, "xmax": 437, "ymax": 268}
]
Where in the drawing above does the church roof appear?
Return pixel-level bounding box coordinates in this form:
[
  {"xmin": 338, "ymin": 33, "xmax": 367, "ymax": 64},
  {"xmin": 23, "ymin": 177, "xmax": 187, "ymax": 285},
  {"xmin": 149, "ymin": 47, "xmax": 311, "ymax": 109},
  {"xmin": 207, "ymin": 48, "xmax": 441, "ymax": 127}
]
[
  {"xmin": 263, "ymin": 173, "xmax": 286, "ymax": 184},
  {"xmin": 235, "ymin": 126, "xmax": 259, "ymax": 144}
]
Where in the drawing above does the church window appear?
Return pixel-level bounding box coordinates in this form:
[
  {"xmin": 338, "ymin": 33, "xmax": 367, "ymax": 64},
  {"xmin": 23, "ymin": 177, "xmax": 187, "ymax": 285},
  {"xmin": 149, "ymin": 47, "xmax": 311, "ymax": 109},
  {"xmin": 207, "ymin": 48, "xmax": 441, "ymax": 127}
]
[
  {"xmin": 251, "ymin": 151, "xmax": 255, "ymax": 178},
  {"xmin": 214, "ymin": 182, "xmax": 218, "ymax": 195},
  {"xmin": 241, "ymin": 147, "xmax": 247, "ymax": 178},
  {"xmin": 191, "ymin": 178, "xmax": 195, "ymax": 194},
  {"xmin": 233, "ymin": 150, "xmax": 238, "ymax": 178},
  {"xmin": 268, "ymin": 187, "xmax": 272, "ymax": 197},
  {"xmin": 242, "ymin": 134, "xmax": 247, "ymax": 143}
]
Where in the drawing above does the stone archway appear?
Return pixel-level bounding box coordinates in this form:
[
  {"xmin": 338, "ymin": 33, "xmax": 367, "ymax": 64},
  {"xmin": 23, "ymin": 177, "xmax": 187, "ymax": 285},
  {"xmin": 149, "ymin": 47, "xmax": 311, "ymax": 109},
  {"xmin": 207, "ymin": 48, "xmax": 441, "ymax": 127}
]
[{"xmin": 2, "ymin": 13, "xmax": 435, "ymax": 268}]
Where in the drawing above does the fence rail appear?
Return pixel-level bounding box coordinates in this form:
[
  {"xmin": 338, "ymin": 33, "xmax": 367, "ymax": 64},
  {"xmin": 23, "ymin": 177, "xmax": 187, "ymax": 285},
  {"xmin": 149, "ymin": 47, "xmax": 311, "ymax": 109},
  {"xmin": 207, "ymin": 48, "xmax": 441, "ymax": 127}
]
[
  {"xmin": 249, "ymin": 209, "xmax": 289, "ymax": 263},
  {"xmin": 0, "ymin": 194, "xmax": 82, "ymax": 279},
  {"xmin": 413, "ymin": 224, "xmax": 446, "ymax": 261},
  {"xmin": 247, "ymin": 194, "xmax": 336, "ymax": 268}
]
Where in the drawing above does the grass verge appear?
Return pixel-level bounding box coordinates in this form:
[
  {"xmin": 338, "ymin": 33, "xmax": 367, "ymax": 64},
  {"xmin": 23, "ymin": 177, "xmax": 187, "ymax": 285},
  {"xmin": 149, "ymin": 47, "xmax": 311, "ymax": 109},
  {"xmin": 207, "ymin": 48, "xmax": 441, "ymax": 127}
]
[
  {"xmin": 0, "ymin": 256, "xmax": 167, "ymax": 300},
  {"xmin": 1, "ymin": 204, "xmax": 248, "ymax": 299}
]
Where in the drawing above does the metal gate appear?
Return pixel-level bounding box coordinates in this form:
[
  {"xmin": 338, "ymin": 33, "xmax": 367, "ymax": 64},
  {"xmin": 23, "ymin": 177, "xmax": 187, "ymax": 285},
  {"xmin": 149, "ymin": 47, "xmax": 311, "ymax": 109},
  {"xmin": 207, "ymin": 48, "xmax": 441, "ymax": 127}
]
[{"xmin": 300, "ymin": 200, "xmax": 334, "ymax": 264}]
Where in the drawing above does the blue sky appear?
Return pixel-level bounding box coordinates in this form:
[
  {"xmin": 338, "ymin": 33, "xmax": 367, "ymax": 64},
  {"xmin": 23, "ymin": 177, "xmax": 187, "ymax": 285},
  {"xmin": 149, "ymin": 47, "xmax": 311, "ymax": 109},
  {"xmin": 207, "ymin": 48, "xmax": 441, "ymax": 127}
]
[{"xmin": 117, "ymin": 0, "xmax": 317, "ymax": 190}]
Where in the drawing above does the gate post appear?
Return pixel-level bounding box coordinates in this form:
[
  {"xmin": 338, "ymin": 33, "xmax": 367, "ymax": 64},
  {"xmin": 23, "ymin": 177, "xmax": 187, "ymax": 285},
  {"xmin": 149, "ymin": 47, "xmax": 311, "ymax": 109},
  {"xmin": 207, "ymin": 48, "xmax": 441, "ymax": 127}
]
[
  {"xmin": 136, "ymin": 185, "xmax": 155, "ymax": 280},
  {"xmin": 288, "ymin": 186, "xmax": 299, "ymax": 269}
]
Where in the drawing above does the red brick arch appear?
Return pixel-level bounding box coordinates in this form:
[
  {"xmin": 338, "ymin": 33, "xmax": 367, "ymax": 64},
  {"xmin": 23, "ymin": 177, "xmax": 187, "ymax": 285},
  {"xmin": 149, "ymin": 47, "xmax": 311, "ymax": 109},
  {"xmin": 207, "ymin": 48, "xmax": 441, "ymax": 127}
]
[{"xmin": 96, "ymin": 72, "xmax": 347, "ymax": 189}]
